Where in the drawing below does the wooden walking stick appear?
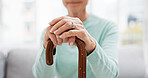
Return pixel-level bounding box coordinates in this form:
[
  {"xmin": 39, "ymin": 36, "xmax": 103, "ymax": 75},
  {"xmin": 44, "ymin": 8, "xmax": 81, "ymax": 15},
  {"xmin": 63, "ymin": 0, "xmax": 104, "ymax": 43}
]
[{"xmin": 46, "ymin": 37, "xmax": 87, "ymax": 78}]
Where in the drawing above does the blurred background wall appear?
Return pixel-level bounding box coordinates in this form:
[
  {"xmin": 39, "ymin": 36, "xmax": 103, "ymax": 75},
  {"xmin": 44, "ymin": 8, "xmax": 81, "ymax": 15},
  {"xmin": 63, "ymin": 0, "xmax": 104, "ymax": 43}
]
[
  {"xmin": 0, "ymin": 0, "xmax": 147, "ymax": 77},
  {"xmin": 0, "ymin": 0, "xmax": 144, "ymax": 51},
  {"xmin": 144, "ymin": 0, "xmax": 148, "ymax": 76}
]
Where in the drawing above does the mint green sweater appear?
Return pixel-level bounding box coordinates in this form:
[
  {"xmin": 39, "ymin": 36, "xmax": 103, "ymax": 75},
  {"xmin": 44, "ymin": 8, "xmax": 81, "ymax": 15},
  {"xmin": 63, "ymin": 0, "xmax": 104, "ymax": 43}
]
[{"xmin": 32, "ymin": 14, "xmax": 119, "ymax": 78}]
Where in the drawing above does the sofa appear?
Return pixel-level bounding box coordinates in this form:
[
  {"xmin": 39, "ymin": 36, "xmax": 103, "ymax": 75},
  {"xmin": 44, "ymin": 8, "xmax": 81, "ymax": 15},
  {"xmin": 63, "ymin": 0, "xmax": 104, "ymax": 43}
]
[
  {"xmin": 0, "ymin": 49, "xmax": 37, "ymax": 78},
  {"xmin": 0, "ymin": 52, "xmax": 5, "ymax": 78},
  {"xmin": 0, "ymin": 46, "xmax": 146, "ymax": 78}
]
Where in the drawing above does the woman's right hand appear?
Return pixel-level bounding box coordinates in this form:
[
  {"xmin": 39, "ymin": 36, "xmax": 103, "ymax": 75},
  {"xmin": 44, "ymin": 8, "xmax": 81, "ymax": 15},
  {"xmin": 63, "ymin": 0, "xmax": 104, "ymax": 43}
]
[
  {"xmin": 43, "ymin": 26, "xmax": 63, "ymax": 49},
  {"xmin": 43, "ymin": 25, "xmax": 76, "ymax": 49}
]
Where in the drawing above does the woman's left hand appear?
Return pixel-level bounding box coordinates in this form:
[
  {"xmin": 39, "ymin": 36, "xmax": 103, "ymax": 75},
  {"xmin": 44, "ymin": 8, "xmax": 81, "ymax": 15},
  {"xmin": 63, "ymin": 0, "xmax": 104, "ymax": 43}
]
[{"xmin": 49, "ymin": 16, "xmax": 96, "ymax": 53}]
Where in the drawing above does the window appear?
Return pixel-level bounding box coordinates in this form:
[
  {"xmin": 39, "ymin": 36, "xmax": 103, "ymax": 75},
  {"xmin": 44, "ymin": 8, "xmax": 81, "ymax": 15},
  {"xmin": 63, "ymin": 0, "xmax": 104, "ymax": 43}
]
[
  {"xmin": 118, "ymin": 0, "xmax": 144, "ymax": 45},
  {"xmin": 0, "ymin": 0, "xmax": 36, "ymax": 49}
]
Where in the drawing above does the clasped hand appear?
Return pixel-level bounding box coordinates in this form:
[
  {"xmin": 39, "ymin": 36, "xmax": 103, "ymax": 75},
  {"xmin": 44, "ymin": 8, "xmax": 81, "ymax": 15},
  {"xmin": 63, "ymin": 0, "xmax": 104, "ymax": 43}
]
[{"xmin": 43, "ymin": 16, "xmax": 96, "ymax": 53}]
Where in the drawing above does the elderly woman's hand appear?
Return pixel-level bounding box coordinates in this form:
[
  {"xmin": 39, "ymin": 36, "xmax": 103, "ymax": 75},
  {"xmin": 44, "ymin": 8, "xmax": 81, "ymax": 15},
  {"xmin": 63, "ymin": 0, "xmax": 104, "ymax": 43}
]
[
  {"xmin": 49, "ymin": 16, "xmax": 96, "ymax": 53},
  {"xmin": 43, "ymin": 25, "xmax": 75, "ymax": 49},
  {"xmin": 43, "ymin": 26, "xmax": 61, "ymax": 49}
]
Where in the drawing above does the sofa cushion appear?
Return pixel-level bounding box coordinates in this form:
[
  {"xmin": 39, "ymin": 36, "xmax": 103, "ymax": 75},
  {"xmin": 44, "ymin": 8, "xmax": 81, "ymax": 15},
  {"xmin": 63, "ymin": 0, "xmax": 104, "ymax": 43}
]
[
  {"xmin": 6, "ymin": 49, "xmax": 38, "ymax": 78},
  {"xmin": 118, "ymin": 46, "xmax": 146, "ymax": 78},
  {"xmin": 0, "ymin": 52, "xmax": 5, "ymax": 78}
]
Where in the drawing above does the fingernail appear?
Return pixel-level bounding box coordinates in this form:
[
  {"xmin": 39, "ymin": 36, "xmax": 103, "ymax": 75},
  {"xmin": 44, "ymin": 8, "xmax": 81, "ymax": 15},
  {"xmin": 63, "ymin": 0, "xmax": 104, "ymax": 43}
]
[
  {"xmin": 59, "ymin": 35, "xmax": 62, "ymax": 38},
  {"xmin": 70, "ymin": 42, "xmax": 73, "ymax": 47}
]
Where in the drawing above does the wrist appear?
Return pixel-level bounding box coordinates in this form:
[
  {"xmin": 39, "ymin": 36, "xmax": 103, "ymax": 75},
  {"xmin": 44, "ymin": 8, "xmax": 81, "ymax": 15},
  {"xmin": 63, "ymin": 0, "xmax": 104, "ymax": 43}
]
[{"xmin": 86, "ymin": 37, "xmax": 96, "ymax": 54}]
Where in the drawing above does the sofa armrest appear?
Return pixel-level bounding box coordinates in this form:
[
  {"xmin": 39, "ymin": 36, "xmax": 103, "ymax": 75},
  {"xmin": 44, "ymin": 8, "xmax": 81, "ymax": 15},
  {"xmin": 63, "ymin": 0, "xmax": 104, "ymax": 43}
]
[{"xmin": 0, "ymin": 52, "xmax": 5, "ymax": 78}]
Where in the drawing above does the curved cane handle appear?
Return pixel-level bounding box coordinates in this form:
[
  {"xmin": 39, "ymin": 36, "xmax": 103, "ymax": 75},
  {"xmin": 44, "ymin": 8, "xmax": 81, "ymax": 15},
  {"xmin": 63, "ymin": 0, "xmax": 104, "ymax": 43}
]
[
  {"xmin": 46, "ymin": 39, "xmax": 54, "ymax": 65},
  {"xmin": 46, "ymin": 38, "xmax": 86, "ymax": 78}
]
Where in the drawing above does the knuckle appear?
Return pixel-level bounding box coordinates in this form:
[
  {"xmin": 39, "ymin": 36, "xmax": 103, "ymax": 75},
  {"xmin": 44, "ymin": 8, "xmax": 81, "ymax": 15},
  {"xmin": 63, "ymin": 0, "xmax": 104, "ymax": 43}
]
[
  {"xmin": 62, "ymin": 19, "xmax": 68, "ymax": 22},
  {"xmin": 81, "ymin": 30, "xmax": 86, "ymax": 35},
  {"xmin": 52, "ymin": 19, "xmax": 56, "ymax": 23},
  {"xmin": 51, "ymin": 36, "xmax": 57, "ymax": 45},
  {"xmin": 75, "ymin": 17, "xmax": 79, "ymax": 20},
  {"xmin": 70, "ymin": 30, "xmax": 74, "ymax": 35},
  {"xmin": 46, "ymin": 26, "xmax": 51, "ymax": 30},
  {"xmin": 61, "ymin": 16, "xmax": 66, "ymax": 19},
  {"xmin": 56, "ymin": 35, "xmax": 62, "ymax": 44},
  {"xmin": 79, "ymin": 21, "xmax": 83, "ymax": 24},
  {"xmin": 57, "ymin": 29, "xmax": 62, "ymax": 34},
  {"xmin": 75, "ymin": 18, "xmax": 83, "ymax": 24},
  {"xmin": 78, "ymin": 25, "xmax": 84, "ymax": 29},
  {"xmin": 66, "ymin": 22, "xmax": 72, "ymax": 27},
  {"xmin": 81, "ymin": 30, "xmax": 87, "ymax": 38}
]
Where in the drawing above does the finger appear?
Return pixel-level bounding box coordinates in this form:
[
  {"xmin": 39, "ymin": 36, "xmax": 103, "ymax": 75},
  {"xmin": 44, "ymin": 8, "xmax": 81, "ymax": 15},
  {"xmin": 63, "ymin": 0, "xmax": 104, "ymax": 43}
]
[
  {"xmin": 56, "ymin": 35, "xmax": 63, "ymax": 45},
  {"xmin": 54, "ymin": 22, "xmax": 73, "ymax": 35},
  {"xmin": 43, "ymin": 39, "xmax": 47, "ymax": 48},
  {"xmin": 63, "ymin": 37, "xmax": 69, "ymax": 43},
  {"xmin": 49, "ymin": 33, "xmax": 58, "ymax": 46},
  {"xmin": 49, "ymin": 16, "xmax": 65, "ymax": 26},
  {"xmin": 50, "ymin": 19, "xmax": 67, "ymax": 33},
  {"xmin": 59, "ymin": 29, "xmax": 87, "ymax": 42},
  {"xmin": 44, "ymin": 26, "xmax": 53, "ymax": 41},
  {"xmin": 59, "ymin": 30, "xmax": 78, "ymax": 38},
  {"xmin": 68, "ymin": 36, "xmax": 75, "ymax": 47}
]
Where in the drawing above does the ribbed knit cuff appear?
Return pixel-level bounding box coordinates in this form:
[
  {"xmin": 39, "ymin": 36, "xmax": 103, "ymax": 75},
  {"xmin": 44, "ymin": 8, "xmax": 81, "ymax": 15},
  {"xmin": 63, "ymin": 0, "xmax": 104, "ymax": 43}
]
[{"xmin": 87, "ymin": 39, "xmax": 101, "ymax": 63}]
